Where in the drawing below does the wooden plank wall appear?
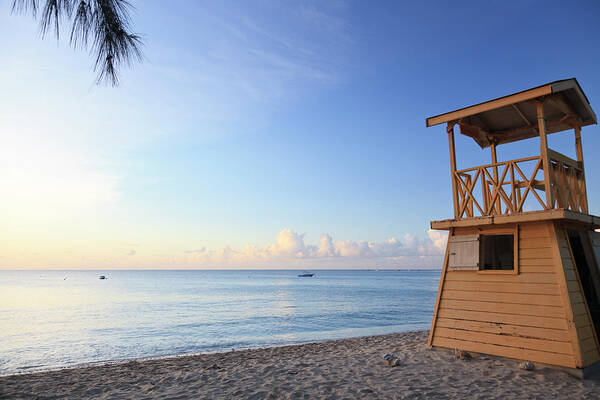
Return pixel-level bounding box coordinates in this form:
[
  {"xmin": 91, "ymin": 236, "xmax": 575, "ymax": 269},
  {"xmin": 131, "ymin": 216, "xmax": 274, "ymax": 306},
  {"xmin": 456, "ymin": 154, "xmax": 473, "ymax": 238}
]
[
  {"xmin": 430, "ymin": 221, "xmax": 579, "ymax": 368},
  {"xmin": 552, "ymin": 224, "xmax": 600, "ymax": 367}
]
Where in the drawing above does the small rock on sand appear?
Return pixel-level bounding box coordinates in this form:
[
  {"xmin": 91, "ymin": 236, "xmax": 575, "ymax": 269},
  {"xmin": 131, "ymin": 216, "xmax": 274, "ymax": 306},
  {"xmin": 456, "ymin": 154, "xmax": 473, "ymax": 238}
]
[
  {"xmin": 454, "ymin": 349, "xmax": 471, "ymax": 361},
  {"xmin": 519, "ymin": 361, "xmax": 535, "ymax": 371}
]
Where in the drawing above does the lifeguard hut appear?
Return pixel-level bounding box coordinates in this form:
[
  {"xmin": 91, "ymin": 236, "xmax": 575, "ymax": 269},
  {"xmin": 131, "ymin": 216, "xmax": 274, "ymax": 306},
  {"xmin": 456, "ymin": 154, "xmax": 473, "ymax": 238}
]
[{"xmin": 426, "ymin": 78, "xmax": 600, "ymax": 377}]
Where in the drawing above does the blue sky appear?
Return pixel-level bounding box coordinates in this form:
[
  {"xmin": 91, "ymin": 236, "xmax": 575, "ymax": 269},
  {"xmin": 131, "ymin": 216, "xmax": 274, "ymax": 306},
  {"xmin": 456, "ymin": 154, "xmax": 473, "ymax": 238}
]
[{"xmin": 1, "ymin": 0, "xmax": 599, "ymax": 268}]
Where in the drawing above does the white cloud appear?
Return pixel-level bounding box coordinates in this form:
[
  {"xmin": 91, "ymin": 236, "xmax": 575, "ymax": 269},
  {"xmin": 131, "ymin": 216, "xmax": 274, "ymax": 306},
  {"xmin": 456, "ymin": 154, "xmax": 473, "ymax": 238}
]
[
  {"xmin": 428, "ymin": 229, "xmax": 449, "ymax": 253},
  {"xmin": 317, "ymin": 234, "xmax": 336, "ymax": 257},
  {"xmin": 177, "ymin": 229, "xmax": 448, "ymax": 268},
  {"xmin": 268, "ymin": 229, "xmax": 313, "ymax": 257}
]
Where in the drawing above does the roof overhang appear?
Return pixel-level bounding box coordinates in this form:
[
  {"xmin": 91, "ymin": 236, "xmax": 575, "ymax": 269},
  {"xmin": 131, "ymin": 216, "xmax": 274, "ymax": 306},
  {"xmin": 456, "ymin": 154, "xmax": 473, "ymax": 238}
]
[{"xmin": 426, "ymin": 78, "xmax": 597, "ymax": 148}]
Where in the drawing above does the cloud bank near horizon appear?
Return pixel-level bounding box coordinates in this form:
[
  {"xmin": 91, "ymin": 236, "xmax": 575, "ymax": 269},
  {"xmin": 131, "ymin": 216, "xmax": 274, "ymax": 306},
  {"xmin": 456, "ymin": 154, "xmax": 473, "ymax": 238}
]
[
  {"xmin": 0, "ymin": 228, "xmax": 448, "ymax": 269},
  {"xmin": 171, "ymin": 229, "xmax": 448, "ymax": 269}
]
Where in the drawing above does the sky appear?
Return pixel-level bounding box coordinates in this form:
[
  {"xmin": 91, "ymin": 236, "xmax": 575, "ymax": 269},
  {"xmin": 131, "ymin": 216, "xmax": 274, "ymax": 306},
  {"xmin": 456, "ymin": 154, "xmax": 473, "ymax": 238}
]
[{"xmin": 1, "ymin": 0, "xmax": 599, "ymax": 269}]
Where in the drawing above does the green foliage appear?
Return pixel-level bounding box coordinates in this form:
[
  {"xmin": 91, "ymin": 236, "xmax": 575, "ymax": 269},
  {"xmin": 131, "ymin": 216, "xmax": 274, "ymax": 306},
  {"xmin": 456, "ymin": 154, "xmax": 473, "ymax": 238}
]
[{"xmin": 12, "ymin": 0, "xmax": 144, "ymax": 86}]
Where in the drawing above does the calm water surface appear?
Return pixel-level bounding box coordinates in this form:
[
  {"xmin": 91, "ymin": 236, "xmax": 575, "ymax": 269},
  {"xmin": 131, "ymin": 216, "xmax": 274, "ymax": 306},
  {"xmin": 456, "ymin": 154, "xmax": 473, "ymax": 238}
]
[{"xmin": 0, "ymin": 270, "xmax": 440, "ymax": 375}]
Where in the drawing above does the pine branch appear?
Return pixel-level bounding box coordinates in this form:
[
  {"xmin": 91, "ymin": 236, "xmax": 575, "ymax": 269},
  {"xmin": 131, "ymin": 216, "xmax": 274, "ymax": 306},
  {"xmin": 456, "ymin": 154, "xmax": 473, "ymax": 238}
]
[{"xmin": 11, "ymin": 0, "xmax": 144, "ymax": 86}]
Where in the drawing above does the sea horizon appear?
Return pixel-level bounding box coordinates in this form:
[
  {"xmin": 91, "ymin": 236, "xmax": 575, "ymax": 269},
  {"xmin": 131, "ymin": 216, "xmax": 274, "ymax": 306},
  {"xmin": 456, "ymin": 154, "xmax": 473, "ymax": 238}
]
[{"xmin": 0, "ymin": 268, "xmax": 444, "ymax": 271}]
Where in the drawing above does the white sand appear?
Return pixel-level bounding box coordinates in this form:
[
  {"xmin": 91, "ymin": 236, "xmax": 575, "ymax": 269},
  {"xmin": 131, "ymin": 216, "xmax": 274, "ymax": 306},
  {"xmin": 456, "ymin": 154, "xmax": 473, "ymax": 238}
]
[{"xmin": 1, "ymin": 331, "xmax": 599, "ymax": 399}]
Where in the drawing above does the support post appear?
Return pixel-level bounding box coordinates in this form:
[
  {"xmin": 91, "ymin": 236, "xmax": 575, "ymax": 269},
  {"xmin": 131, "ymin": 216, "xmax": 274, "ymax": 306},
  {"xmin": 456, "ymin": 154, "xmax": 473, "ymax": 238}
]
[
  {"xmin": 574, "ymin": 122, "xmax": 589, "ymax": 213},
  {"xmin": 510, "ymin": 161, "xmax": 517, "ymax": 213},
  {"xmin": 536, "ymin": 100, "xmax": 553, "ymax": 209},
  {"xmin": 447, "ymin": 122, "xmax": 459, "ymax": 218},
  {"xmin": 490, "ymin": 141, "xmax": 501, "ymax": 214}
]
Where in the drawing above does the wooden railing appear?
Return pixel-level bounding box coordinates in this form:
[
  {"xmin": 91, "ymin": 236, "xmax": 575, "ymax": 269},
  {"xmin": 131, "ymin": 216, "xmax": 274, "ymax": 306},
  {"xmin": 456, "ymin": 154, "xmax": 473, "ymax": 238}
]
[
  {"xmin": 548, "ymin": 149, "xmax": 588, "ymax": 213},
  {"xmin": 453, "ymin": 150, "xmax": 588, "ymax": 219}
]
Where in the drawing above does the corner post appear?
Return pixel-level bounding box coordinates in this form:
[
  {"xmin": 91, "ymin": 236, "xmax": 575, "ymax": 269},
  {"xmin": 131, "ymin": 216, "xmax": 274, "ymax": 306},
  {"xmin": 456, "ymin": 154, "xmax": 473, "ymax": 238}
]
[
  {"xmin": 574, "ymin": 122, "xmax": 589, "ymax": 213},
  {"xmin": 447, "ymin": 122, "xmax": 459, "ymax": 218},
  {"xmin": 536, "ymin": 100, "xmax": 553, "ymax": 209}
]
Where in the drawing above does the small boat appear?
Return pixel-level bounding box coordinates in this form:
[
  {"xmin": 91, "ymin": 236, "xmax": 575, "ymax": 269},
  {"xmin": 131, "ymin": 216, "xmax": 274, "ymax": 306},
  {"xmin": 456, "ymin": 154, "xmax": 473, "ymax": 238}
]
[
  {"xmin": 99, "ymin": 275, "xmax": 106, "ymax": 280},
  {"xmin": 298, "ymin": 273, "xmax": 314, "ymax": 277}
]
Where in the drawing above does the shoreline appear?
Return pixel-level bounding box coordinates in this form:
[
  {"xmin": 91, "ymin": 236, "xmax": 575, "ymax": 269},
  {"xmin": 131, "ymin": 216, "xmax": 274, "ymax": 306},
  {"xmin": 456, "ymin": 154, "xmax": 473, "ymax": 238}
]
[
  {"xmin": 0, "ymin": 327, "xmax": 429, "ymax": 378},
  {"xmin": 1, "ymin": 329, "xmax": 426, "ymax": 379},
  {"xmin": 2, "ymin": 331, "xmax": 600, "ymax": 399}
]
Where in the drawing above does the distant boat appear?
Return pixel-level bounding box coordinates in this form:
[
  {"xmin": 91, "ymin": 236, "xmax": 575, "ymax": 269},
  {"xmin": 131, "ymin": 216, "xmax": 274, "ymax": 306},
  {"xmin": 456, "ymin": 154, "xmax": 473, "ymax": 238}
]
[
  {"xmin": 99, "ymin": 275, "xmax": 106, "ymax": 280},
  {"xmin": 298, "ymin": 273, "xmax": 314, "ymax": 277}
]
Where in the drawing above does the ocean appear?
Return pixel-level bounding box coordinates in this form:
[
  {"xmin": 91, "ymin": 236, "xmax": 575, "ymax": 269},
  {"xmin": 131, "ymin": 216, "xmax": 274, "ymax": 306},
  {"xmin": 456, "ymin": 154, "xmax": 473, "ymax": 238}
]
[{"xmin": 0, "ymin": 269, "xmax": 440, "ymax": 375}]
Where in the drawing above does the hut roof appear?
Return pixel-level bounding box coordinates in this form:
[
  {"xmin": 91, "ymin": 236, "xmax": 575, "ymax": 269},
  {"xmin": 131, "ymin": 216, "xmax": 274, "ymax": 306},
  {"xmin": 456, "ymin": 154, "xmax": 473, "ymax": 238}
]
[{"xmin": 426, "ymin": 78, "xmax": 597, "ymax": 148}]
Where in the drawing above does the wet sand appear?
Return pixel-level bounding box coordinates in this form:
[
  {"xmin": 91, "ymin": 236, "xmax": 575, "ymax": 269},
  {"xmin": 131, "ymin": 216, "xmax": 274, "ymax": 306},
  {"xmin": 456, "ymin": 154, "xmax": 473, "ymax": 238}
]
[{"xmin": 1, "ymin": 331, "xmax": 599, "ymax": 399}]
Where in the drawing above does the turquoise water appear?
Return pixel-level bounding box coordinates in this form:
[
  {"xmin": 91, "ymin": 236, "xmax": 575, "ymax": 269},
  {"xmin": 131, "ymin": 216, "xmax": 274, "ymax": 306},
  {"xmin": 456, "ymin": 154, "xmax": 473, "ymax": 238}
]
[{"xmin": 0, "ymin": 270, "xmax": 440, "ymax": 375}]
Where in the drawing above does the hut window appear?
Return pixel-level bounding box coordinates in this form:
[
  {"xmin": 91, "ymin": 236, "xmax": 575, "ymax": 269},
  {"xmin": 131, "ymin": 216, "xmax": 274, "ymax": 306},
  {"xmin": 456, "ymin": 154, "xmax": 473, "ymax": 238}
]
[{"xmin": 479, "ymin": 234, "xmax": 514, "ymax": 271}]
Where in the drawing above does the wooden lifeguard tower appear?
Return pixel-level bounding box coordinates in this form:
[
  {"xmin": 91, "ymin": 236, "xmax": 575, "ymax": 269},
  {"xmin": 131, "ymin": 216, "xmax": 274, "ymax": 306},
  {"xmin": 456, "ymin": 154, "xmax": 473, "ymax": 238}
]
[{"xmin": 426, "ymin": 78, "xmax": 600, "ymax": 377}]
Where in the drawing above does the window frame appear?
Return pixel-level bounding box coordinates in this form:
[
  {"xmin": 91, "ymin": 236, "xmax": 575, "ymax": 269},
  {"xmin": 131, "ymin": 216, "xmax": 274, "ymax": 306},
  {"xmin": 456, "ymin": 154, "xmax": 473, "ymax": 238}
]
[{"xmin": 477, "ymin": 226, "xmax": 519, "ymax": 275}]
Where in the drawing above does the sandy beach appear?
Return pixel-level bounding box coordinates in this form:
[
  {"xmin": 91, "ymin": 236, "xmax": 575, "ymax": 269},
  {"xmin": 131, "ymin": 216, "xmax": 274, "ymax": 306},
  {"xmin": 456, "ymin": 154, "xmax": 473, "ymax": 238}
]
[{"xmin": 1, "ymin": 331, "xmax": 599, "ymax": 399}]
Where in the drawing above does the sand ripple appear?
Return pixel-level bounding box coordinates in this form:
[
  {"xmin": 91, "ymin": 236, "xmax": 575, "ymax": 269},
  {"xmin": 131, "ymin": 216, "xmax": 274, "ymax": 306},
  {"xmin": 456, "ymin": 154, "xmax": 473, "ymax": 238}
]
[{"xmin": 1, "ymin": 331, "xmax": 599, "ymax": 399}]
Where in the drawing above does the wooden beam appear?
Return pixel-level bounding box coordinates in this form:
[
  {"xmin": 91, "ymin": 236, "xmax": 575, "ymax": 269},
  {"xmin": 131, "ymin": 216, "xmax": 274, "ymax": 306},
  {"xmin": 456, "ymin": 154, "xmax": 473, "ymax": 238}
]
[
  {"xmin": 490, "ymin": 141, "xmax": 501, "ymax": 213},
  {"xmin": 426, "ymin": 84, "xmax": 553, "ymax": 127},
  {"xmin": 458, "ymin": 120, "xmax": 490, "ymax": 144},
  {"xmin": 430, "ymin": 209, "xmax": 600, "ymax": 230},
  {"xmin": 512, "ymin": 103, "xmax": 533, "ymax": 126},
  {"xmin": 510, "ymin": 161, "xmax": 518, "ymax": 212},
  {"xmin": 488, "ymin": 115, "xmax": 572, "ymax": 138},
  {"xmin": 537, "ymin": 101, "xmax": 553, "ymax": 209},
  {"xmin": 574, "ymin": 123, "xmax": 589, "ymax": 213},
  {"xmin": 548, "ymin": 149, "xmax": 581, "ymax": 170},
  {"xmin": 447, "ymin": 123, "xmax": 460, "ymax": 218},
  {"xmin": 574, "ymin": 124, "xmax": 584, "ymax": 163},
  {"xmin": 458, "ymin": 121, "xmax": 488, "ymax": 147},
  {"xmin": 428, "ymin": 228, "xmax": 452, "ymax": 346},
  {"xmin": 547, "ymin": 93, "xmax": 577, "ymax": 117},
  {"xmin": 455, "ymin": 114, "xmax": 588, "ymax": 149},
  {"xmin": 457, "ymin": 155, "xmax": 540, "ymax": 174}
]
